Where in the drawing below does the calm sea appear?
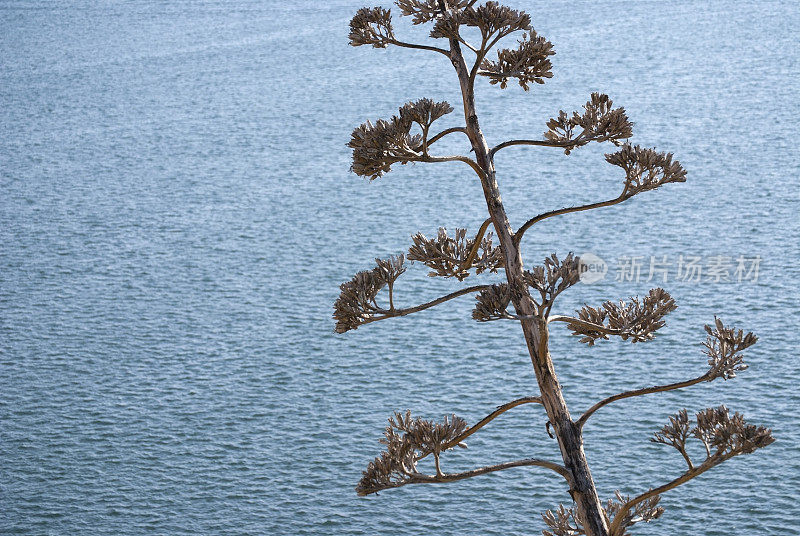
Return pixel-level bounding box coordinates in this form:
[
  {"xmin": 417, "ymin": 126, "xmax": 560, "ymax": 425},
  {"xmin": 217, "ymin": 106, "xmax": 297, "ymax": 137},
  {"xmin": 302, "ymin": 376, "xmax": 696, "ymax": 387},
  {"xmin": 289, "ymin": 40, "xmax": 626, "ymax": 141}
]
[{"xmin": 2, "ymin": 1, "xmax": 798, "ymax": 534}]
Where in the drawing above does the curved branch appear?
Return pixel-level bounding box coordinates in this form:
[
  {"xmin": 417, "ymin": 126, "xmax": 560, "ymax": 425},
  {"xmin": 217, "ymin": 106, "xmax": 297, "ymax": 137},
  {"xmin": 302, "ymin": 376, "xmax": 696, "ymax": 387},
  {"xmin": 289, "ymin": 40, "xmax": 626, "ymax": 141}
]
[
  {"xmin": 440, "ymin": 396, "xmax": 543, "ymax": 452},
  {"xmin": 424, "ymin": 126, "xmax": 470, "ymax": 147},
  {"xmin": 419, "ymin": 154, "xmax": 485, "ymax": 178},
  {"xmin": 457, "ymin": 218, "xmax": 493, "ymax": 274},
  {"xmin": 576, "ymin": 373, "xmax": 710, "ymax": 430},
  {"xmin": 514, "ymin": 194, "xmax": 625, "ymax": 246},
  {"xmin": 608, "ymin": 462, "xmax": 714, "ymax": 536},
  {"xmin": 390, "ymin": 38, "xmax": 450, "ymax": 56},
  {"xmin": 363, "ymin": 284, "xmax": 493, "ymax": 327},
  {"xmin": 490, "ymin": 137, "xmax": 586, "ymax": 158}
]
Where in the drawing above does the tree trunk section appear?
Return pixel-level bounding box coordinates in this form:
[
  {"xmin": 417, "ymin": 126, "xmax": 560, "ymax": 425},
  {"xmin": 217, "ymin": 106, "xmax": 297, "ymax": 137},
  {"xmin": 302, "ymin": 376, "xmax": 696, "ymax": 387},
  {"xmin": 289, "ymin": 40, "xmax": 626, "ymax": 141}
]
[{"xmin": 446, "ymin": 39, "xmax": 610, "ymax": 536}]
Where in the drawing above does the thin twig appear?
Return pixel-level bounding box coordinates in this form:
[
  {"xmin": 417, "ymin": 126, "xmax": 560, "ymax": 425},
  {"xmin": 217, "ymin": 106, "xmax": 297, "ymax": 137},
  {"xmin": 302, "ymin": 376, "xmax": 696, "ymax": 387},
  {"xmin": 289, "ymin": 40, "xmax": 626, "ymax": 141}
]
[
  {"xmin": 424, "ymin": 126, "xmax": 469, "ymax": 147},
  {"xmin": 457, "ymin": 218, "xmax": 493, "ymax": 275},
  {"xmin": 364, "ymin": 284, "xmax": 493, "ymax": 326}
]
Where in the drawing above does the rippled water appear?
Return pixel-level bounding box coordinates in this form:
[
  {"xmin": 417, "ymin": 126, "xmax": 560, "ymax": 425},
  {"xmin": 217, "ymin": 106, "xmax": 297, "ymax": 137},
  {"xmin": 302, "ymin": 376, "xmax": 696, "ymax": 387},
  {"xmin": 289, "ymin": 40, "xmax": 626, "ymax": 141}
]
[{"xmin": 2, "ymin": 1, "xmax": 798, "ymax": 534}]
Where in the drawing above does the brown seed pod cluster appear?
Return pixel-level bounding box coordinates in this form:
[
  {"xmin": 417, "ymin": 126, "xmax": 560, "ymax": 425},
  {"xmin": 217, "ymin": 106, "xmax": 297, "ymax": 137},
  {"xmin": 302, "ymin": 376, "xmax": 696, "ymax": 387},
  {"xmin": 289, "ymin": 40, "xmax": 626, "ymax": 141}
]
[
  {"xmin": 396, "ymin": 0, "xmax": 474, "ymax": 25},
  {"xmin": 479, "ymin": 31, "xmax": 555, "ymax": 90},
  {"xmin": 702, "ymin": 317, "xmax": 757, "ymax": 380},
  {"xmin": 652, "ymin": 406, "xmax": 774, "ymax": 464},
  {"xmin": 568, "ymin": 288, "xmax": 677, "ymax": 345},
  {"xmin": 349, "ymin": 7, "xmax": 395, "ymax": 48},
  {"xmin": 408, "ymin": 227, "xmax": 503, "ymax": 280},
  {"xmin": 542, "ymin": 492, "xmax": 663, "ymax": 536},
  {"xmin": 333, "ymin": 255, "xmax": 405, "ymax": 333},
  {"xmin": 356, "ymin": 411, "xmax": 468, "ymax": 496},
  {"xmin": 524, "ymin": 253, "xmax": 581, "ymax": 310},
  {"xmin": 605, "ymin": 144, "xmax": 687, "ymax": 198},
  {"xmin": 348, "ymin": 98, "xmax": 453, "ymax": 179},
  {"xmin": 544, "ymin": 93, "xmax": 633, "ymax": 154},
  {"xmin": 472, "ymin": 283, "xmax": 510, "ymax": 321}
]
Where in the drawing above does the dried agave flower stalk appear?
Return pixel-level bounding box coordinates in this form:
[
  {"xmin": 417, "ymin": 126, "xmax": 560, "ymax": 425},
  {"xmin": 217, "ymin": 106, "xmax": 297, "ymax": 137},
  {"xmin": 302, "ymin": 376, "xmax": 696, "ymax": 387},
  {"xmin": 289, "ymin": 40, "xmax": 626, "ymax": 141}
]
[{"xmin": 336, "ymin": 3, "xmax": 773, "ymax": 535}]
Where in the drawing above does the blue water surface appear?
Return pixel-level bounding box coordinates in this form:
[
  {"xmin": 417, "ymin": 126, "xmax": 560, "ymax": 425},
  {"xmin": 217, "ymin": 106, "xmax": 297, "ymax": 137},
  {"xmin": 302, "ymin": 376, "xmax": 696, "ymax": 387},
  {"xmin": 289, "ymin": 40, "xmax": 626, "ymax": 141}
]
[{"xmin": 1, "ymin": 1, "xmax": 798, "ymax": 534}]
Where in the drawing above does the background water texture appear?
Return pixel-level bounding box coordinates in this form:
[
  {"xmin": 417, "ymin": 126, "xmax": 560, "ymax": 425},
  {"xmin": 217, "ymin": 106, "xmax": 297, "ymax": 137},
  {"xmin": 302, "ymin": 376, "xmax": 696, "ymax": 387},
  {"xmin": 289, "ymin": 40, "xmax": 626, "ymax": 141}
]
[{"xmin": 2, "ymin": 1, "xmax": 799, "ymax": 534}]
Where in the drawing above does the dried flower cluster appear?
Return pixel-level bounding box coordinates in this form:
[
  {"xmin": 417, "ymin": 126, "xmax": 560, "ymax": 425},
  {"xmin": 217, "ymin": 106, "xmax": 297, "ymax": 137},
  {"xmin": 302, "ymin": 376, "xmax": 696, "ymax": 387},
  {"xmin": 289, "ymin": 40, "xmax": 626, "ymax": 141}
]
[
  {"xmin": 400, "ymin": 98, "xmax": 454, "ymax": 134},
  {"xmin": 544, "ymin": 93, "xmax": 633, "ymax": 154},
  {"xmin": 472, "ymin": 283, "xmax": 510, "ymax": 321},
  {"xmin": 524, "ymin": 253, "xmax": 581, "ymax": 310},
  {"xmin": 396, "ymin": 0, "xmax": 474, "ymax": 25},
  {"xmin": 349, "ymin": 7, "xmax": 394, "ymax": 48},
  {"xmin": 348, "ymin": 98, "xmax": 454, "ymax": 179},
  {"xmin": 605, "ymin": 144, "xmax": 687, "ymax": 199},
  {"xmin": 567, "ymin": 288, "xmax": 676, "ymax": 345},
  {"xmin": 348, "ymin": 115, "xmax": 421, "ymax": 180},
  {"xmin": 702, "ymin": 317, "xmax": 757, "ymax": 380},
  {"xmin": 603, "ymin": 492, "xmax": 664, "ymax": 536},
  {"xmin": 652, "ymin": 406, "xmax": 774, "ymax": 467},
  {"xmin": 333, "ymin": 255, "xmax": 405, "ymax": 333},
  {"xmin": 542, "ymin": 492, "xmax": 662, "ymax": 536},
  {"xmin": 431, "ymin": 1, "xmax": 530, "ymax": 41},
  {"xmin": 480, "ymin": 31, "xmax": 555, "ymax": 90},
  {"xmin": 541, "ymin": 503, "xmax": 583, "ymax": 536},
  {"xmin": 356, "ymin": 410, "xmax": 468, "ymax": 496},
  {"xmin": 408, "ymin": 227, "xmax": 503, "ymax": 280}
]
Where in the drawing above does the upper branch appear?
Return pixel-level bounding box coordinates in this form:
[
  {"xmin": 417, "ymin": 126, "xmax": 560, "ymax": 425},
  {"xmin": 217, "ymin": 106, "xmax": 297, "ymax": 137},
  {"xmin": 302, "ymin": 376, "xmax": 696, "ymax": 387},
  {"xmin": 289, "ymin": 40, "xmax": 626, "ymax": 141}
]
[
  {"xmin": 436, "ymin": 396, "xmax": 543, "ymax": 452},
  {"xmin": 349, "ymin": 7, "xmax": 449, "ymax": 55},
  {"xmin": 576, "ymin": 375, "xmax": 708, "ymax": 431},
  {"xmin": 348, "ymin": 99, "xmax": 484, "ymax": 179},
  {"xmin": 514, "ymin": 195, "xmax": 624, "ymax": 246},
  {"xmin": 333, "ymin": 253, "xmax": 495, "ymax": 333},
  {"xmin": 492, "ymin": 93, "xmax": 633, "ymax": 158},
  {"xmin": 513, "ymin": 143, "xmax": 686, "ymax": 246}
]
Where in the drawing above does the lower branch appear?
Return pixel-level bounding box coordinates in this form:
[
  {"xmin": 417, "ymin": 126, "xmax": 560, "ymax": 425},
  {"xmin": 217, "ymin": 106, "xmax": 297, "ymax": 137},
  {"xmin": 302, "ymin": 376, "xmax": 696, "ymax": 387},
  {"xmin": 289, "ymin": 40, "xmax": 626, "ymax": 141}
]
[
  {"xmin": 608, "ymin": 462, "xmax": 715, "ymax": 536},
  {"xmin": 365, "ymin": 458, "xmax": 570, "ymax": 495}
]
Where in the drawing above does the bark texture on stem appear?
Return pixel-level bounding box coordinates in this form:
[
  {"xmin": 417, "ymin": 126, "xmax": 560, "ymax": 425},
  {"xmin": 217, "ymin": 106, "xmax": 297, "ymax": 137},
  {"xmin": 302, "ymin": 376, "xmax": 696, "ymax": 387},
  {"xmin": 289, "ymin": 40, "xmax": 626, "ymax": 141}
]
[{"xmin": 444, "ymin": 30, "xmax": 610, "ymax": 536}]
